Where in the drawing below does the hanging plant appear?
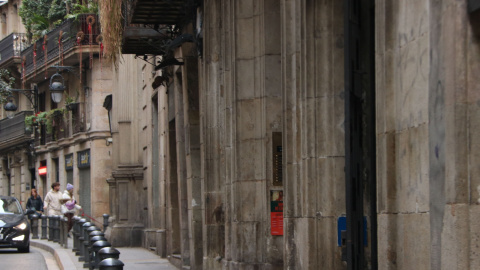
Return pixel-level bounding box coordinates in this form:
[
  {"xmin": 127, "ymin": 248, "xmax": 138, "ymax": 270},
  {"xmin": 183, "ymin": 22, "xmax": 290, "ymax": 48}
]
[
  {"xmin": 65, "ymin": 0, "xmax": 99, "ymax": 21},
  {"xmin": 99, "ymin": 0, "xmax": 122, "ymax": 67},
  {"xmin": 64, "ymin": 90, "xmax": 80, "ymax": 111},
  {"xmin": 25, "ymin": 111, "xmax": 48, "ymax": 134},
  {"xmin": 25, "ymin": 109, "xmax": 67, "ymax": 135},
  {"xmin": 96, "ymin": 35, "xmax": 104, "ymax": 72},
  {"xmin": 45, "ymin": 108, "xmax": 67, "ymax": 134},
  {"xmin": 0, "ymin": 69, "xmax": 15, "ymax": 105}
]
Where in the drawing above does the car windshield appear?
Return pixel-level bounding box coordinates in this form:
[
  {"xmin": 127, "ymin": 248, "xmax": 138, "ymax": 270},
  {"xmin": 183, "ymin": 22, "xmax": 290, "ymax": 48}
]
[{"xmin": 0, "ymin": 198, "xmax": 22, "ymax": 214}]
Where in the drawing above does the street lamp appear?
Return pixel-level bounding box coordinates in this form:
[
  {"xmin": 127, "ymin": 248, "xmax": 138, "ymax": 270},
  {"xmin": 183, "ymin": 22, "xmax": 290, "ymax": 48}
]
[
  {"xmin": 49, "ymin": 71, "xmax": 66, "ymax": 103},
  {"xmin": 3, "ymin": 69, "xmax": 68, "ymax": 118},
  {"xmin": 3, "ymin": 85, "xmax": 39, "ymax": 119}
]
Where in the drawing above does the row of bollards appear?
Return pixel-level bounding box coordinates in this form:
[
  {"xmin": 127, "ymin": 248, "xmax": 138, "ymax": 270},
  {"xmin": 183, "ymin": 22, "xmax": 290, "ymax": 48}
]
[
  {"xmin": 30, "ymin": 213, "xmax": 124, "ymax": 269},
  {"xmin": 73, "ymin": 215, "xmax": 124, "ymax": 270},
  {"xmin": 31, "ymin": 214, "xmax": 66, "ymax": 245}
]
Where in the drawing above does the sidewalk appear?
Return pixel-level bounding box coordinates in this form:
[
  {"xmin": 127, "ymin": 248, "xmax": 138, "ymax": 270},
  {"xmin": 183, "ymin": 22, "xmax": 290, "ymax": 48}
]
[{"xmin": 31, "ymin": 237, "xmax": 178, "ymax": 270}]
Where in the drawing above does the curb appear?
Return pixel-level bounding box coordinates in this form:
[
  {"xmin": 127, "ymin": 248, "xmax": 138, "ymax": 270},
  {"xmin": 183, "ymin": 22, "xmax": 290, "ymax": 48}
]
[{"xmin": 31, "ymin": 240, "xmax": 75, "ymax": 270}]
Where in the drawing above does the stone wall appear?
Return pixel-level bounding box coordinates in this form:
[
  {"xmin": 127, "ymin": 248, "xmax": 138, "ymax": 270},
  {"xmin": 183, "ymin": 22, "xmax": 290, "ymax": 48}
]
[
  {"xmin": 376, "ymin": 0, "xmax": 480, "ymax": 268},
  {"xmin": 376, "ymin": 0, "xmax": 431, "ymax": 268},
  {"xmin": 114, "ymin": 0, "xmax": 480, "ymax": 268},
  {"xmin": 281, "ymin": 1, "xmax": 346, "ymax": 269}
]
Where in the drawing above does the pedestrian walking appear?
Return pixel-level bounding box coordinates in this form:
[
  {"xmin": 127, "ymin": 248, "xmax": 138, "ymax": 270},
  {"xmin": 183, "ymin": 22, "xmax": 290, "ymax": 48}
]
[
  {"xmin": 26, "ymin": 188, "xmax": 43, "ymax": 216},
  {"xmin": 61, "ymin": 183, "xmax": 81, "ymax": 236},
  {"xmin": 43, "ymin": 182, "xmax": 63, "ymax": 216}
]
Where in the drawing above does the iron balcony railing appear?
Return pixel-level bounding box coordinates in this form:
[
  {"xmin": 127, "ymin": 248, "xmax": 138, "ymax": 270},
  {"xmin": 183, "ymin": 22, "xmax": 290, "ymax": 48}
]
[
  {"xmin": 21, "ymin": 14, "xmax": 101, "ymax": 78},
  {"xmin": 122, "ymin": 0, "xmax": 184, "ymax": 55},
  {"xmin": 0, "ymin": 33, "xmax": 29, "ymax": 68},
  {"xmin": 127, "ymin": 0, "xmax": 189, "ymax": 26},
  {"xmin": 0, "ymin": 111, "xmax": 33, "ymax": 152},
  {"xmin": 35, "ymin": 108, "xmax": 85, "ymax": 146}
]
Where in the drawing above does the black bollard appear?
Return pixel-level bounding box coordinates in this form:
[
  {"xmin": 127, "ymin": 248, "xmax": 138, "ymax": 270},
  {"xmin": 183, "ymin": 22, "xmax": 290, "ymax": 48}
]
[
  {"xmin": 89, "ymin": 230, "xmax": 105, "ymax": 239},
  {"xmin": 72, "ymin": 216, "xmax": 79, "ymax": 251},
  {"xmin": 86, "ymin": 226, "xmax": 101, "ymax": 244},
  {"xmin": 75, "ymin": 218, "xmax": 86, "ymax": 254},
  {"xmin": 31, "ymin": 214, "xmax": 39, "ymax": 239},
  {"xmin": 103, "ymin": 214, "xmax": 109, "ymax": 232},
  {"xmin": 53, "ymin": 215, "xmax": 60, "ymax": 243},
  {"xmin": 78, "ymin": 222, "xmax": 92, "ymax": 261},
  {"xmin": 98, "ymin": 258, "xmax": 124, "ymax": 270},
  {"xmin": 41, "ymin": 215, "xmax": 48, "ymax": 239},
  {"xmin": 48, "ymin": 216, "xmax": 54, "ymax": 241},
  {"xmin": 89, "ymin": 235, "xmax": 107, "ymax": 269},
  {"xmin": 59, "ymin": 215, "xmax": 64, "ymax": 246},
  {"xmin": 84, "ymin": 226, "xmax": 100, "ymax": 255},
  {"xmin": 83, "ymin": 226, "xmax": 100, "ymax": 268},
  {"xmin": 98, "ymin": 247, "xmax": 120, "ymax": 261},
  {"xmin": 91, "ymin": 241, "xmax": 112, "ymax": 270},
  {"xmin": 63, "ymin": 216, "xmax": 69, "ymax": 248}
]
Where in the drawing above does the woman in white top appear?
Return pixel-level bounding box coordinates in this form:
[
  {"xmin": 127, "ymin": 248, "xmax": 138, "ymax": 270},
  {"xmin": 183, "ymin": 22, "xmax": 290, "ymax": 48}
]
[{"xmin": 61, "ymin": 183, "xmax": 82, "ymax": 234}]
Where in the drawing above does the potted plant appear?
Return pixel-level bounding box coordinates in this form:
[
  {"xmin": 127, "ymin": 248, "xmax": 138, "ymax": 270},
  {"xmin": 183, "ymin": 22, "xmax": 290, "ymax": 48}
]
[
  {"xmin": 25, "ymin": 111, "xmax": 48, "ymax": 134},
  {"xmin": 65, "ymin": 91, "xmax": 80, "ymax": 111},
  {"xmin": 45, "ymin": 108, "xmax": 67, "ymax": 134},
  {"xmin": 64, "ymin": 0, "xmax": 99, "ymax": 21}
]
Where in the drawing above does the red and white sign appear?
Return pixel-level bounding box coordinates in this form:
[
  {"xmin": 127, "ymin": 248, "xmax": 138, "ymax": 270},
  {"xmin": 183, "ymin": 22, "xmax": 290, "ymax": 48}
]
[
  {"xmin": 38, "ymin": 166, "xmax": 47, "ymax": 176},
  {"xmin": 271, "ymin": 190, "xmax": 284, "ymax": 236}
]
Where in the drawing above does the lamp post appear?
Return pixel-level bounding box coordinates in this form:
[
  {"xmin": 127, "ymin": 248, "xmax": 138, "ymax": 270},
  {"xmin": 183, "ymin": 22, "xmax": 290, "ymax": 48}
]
[
  {"xmin": 3, "ymin": 85, "xmax": 39, "ymax": 119},
  {"xmin": 3, "ymin": 69, "xmax": 68, "ymax": 118}
]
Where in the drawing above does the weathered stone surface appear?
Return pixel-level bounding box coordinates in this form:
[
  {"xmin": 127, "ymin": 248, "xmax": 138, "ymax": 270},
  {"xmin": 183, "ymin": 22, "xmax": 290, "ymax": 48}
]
[
  {"xmin": 316, "ymin": 216, "xmax": 343, "ymax": 270},
  {"xmin": 396, "ymin": 124, "xmax": 429, "ymax": 213},
  {"xmin": 236, "ymin": 99, "xmax": 263, "ymax": 141},
  {"xmin": 230, "ymin": 221, "xmax": 264, "ymax": 263},
  {"xmin": 316, "ymin": 95, "xmax": 345, "ymax": 156},
  {"xmin": 470, "ymin": 103, "xmax": 480, "ymax": 204},
  {"xmin": 378, "ymin": 213, "xmax": 430, "ymax": 269},
  {"xmin": 316, "ymin": 157, "xmax": 345, "ymax": 216},
  {"xmin": 441, "ymin": 204, "xmax": 469, "ymax": 269},
  {"xmin": 235, "ymin": 139, "xmax": 265, "ymax": 181},
  {"xmin": 232, "ymin": 180, "xmax": 266, "ymax": 222},
  {"xmin": 469, "ymin": 206, "xmax": 480, "ymax": 269}
]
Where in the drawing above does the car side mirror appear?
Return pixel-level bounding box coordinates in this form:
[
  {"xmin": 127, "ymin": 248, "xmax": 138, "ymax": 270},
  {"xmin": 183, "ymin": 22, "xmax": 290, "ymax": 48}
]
[{"xmin": 25, "ymin": 209, "xmax": 35, "ymax": 216}]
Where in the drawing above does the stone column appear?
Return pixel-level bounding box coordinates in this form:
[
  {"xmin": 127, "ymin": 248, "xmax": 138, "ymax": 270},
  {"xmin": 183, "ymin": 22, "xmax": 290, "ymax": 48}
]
[
  {"xmin": 281, "ymin": 1, "xmax": 346, "ymax": 269},
  {"xmin": 201, "ymin": 1, "xmax": 227, "ymax": 269}
]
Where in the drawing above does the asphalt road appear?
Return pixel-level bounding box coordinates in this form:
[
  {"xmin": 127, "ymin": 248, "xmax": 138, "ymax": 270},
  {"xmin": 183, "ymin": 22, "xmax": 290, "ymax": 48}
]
[{"xmin": 0, "ymin": 246, "xmax": 59, "ymax": 270}]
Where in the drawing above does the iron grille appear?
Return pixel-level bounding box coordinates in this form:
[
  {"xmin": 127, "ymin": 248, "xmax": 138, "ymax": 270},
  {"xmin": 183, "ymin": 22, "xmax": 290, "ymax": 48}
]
[
  {"xmin": 0, "ymin": 33, "xmax": 29, "ymax": 68},
  {"xmin": 21, "ymin": 14, "xmax": 101, "ymax": 78}
]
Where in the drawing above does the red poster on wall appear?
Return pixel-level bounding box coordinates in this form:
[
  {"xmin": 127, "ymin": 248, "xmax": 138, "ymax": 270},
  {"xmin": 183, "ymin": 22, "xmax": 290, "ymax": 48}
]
[{"xmin": 271, "ymin": 190, "xmax": 284, "ymax": 235}]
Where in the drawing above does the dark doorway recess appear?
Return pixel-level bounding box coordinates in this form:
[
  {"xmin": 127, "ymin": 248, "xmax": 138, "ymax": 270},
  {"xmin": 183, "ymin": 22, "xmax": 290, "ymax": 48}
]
[{"xmin": 344, "ymin": 0, "xmax": 377, "ymax": 269}]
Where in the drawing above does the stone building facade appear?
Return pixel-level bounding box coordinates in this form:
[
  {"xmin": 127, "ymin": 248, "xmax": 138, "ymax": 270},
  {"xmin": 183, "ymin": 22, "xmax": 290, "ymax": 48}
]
[
  {"xmin": 109, "ymin": 0, "xmax": 480, "ymax": 269},
  {"xmin": 0, "ymin": 0, "xmax": 112, "ymax": 226},
  {"xmin": 0, "ymin": 0, "xmax": 474, "ymax": 269}
]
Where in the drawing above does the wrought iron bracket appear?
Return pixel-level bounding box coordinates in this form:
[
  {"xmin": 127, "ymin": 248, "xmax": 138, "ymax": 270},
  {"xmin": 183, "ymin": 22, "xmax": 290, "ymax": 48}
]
[
  {"xmin": 134, "ymin": 55, "xmax": 157, "ymax": 67},
  {"xmin": 8, "ymin": 85, "xmax": 39, "ymax": 113},
  {"xmin": 50, "ymin": 65, "xmax": 81, "ymax": 80}
]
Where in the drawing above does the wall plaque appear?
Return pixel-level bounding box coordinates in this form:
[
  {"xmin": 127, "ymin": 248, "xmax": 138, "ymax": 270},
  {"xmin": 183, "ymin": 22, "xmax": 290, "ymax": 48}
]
[
  {"xmin": 272, "ymin": 132, "xmax": 283, "ymax": 186},
  {"xmin": 77, "ymin": 149, "xmax": 90, "ymax": 169},
  {"xmin": 65, "ymin": 153, "xmax": 74, "ymax": 171}
]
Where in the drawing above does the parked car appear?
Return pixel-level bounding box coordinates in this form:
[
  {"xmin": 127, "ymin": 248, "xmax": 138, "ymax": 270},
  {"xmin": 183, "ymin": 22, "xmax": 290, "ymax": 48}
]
[{"xmin": 0, "ymin": 195, "xmax": 32, "ymax": 253}]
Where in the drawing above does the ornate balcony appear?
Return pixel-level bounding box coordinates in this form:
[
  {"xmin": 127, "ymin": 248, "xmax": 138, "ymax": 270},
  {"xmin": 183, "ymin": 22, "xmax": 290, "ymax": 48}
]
[
  {"xmin": 0, "ymin": 111, "xmax": 33, "ymax": 152},
  {"xmin": 21, "ymin": 14, "xmax": 101, "ymax": 81},
  {"xmin": 129, "ymin": 0, "xmax": 187, "ymax": 25},
  {"xmin": 469, "ymin": 0, "xmax": 480, "ymax": 13},
  {"xmin": 122, "ymin": 0, "xmax": 174, "ymax": 55},
  {"xmin": 0, "ymin": 33, "xmax": 29, "ymax": 69},
  {"xmin": 37, "ymin": 108, "xmax": 85, "ymax": 146}
]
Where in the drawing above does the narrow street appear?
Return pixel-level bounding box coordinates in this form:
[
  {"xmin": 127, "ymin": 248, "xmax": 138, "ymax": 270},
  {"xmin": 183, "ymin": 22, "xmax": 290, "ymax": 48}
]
[{"xmin": 0, "ymin": 246, "xmax": 60, "ymax": 270}]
